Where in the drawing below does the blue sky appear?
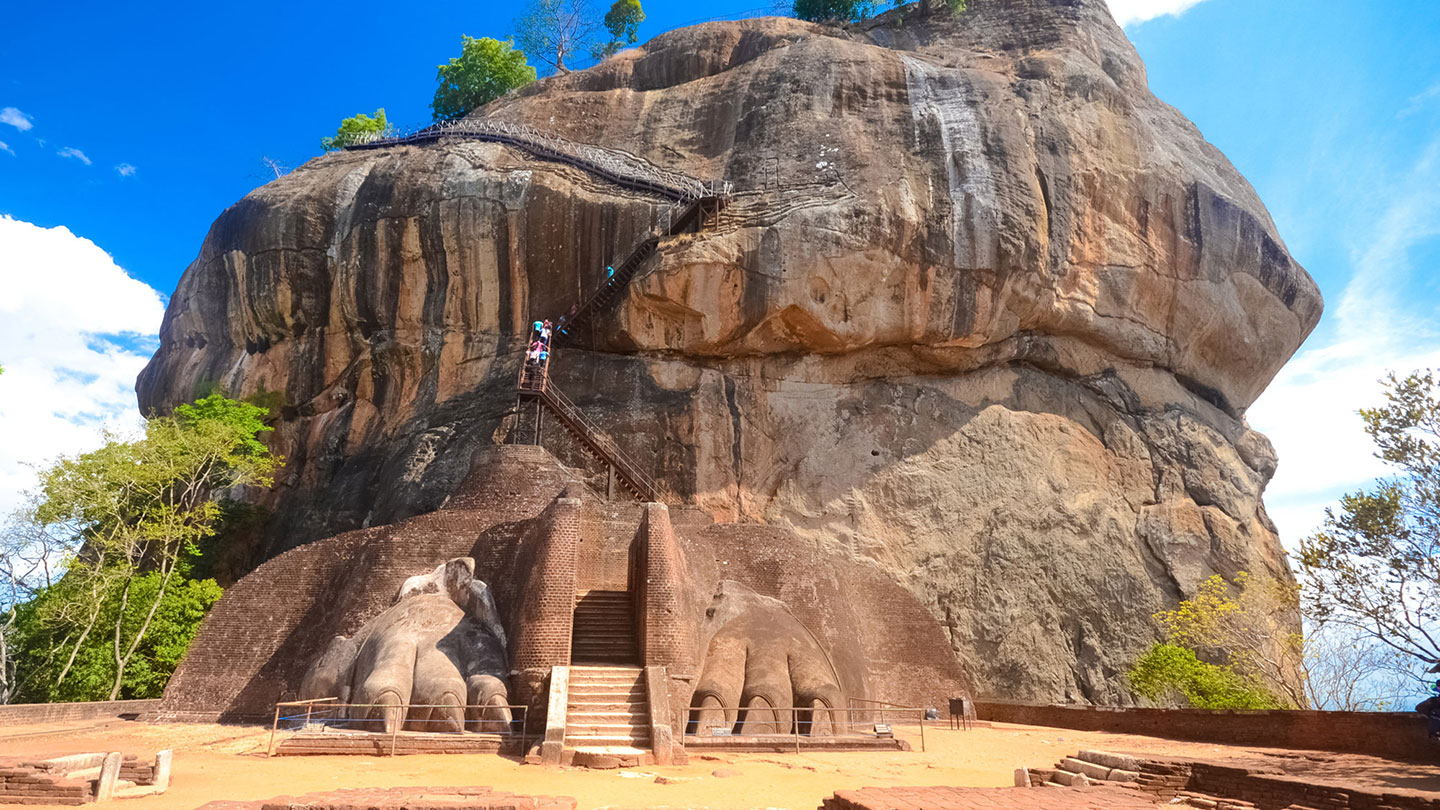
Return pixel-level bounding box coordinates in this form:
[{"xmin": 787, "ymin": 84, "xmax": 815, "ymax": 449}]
[{"xmin": 1, "ymin": 0, "xmax": 1439, "ymax": 548}]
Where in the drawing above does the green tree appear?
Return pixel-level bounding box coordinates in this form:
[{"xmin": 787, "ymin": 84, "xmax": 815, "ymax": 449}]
[
  {"xmin": 793, "ymin": 0, "xmax": 867, "ymax": 22},
  {"xmin": 597, "ymin": 0, "xmax": 644, "ymax": 58},
  {"xmin": 431, "ymin": 37, "xmax": 537, "ymax": 122},
  {"xmin": 320, "ymin": 108, "xmax": 390, "ymax": 151},
  {"xmin": 515, "ymin": 0, "xmax": 603, "ymax": 74},
  {"xmin": 10, "ymin": 574, "xmax": 221, "ymax": 702},
  {"xmin": 1129, "ymin": 644, "xmax": 1284, "ymax": 710},
  {"xmin": 5, "ymin": 393, "xmax": 279, "ymax": 701},
  {"xmin": 1300, "ymin": 370, "xmax": 1440, "ymax": 674},
  {"xmin": 1127, "ymin": 573, "xmax": 1302, "ymax": 708}
]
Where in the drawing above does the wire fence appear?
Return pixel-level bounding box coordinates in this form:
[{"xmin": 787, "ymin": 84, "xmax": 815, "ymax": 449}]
[
  {"xmin": 267, "ymin": 698, "xmax": 531, "ymax": 757},
  {"xmin": 685, "ymin": 705, "xmax": 929, "ymax": 752},
  {"xmin": 344, "ymin": 118, "xmax": 731, "ymax": 203}
]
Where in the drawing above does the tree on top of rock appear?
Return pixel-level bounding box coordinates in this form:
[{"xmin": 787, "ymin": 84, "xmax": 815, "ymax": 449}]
[
  {"xmin": 596, "ymin": 0, "xmax": 644, "ymax": 59},
  {"xmin": 320, "ymin": 109, "xmax": 391, "ymax": 151},
  {"xmin": 793, "ymin": 0, "xmax": 870, "ymax": 22},
  {"xmin": 515, "ymin": 0, "xmax": 603, "ymax": 74},
  {"xmin": 793, "ymin": 0, "xmax": 965, "ymax": 23},
  {"xmin": 431, "ymin": 36, "xmax": 537, "ymax": 123}
]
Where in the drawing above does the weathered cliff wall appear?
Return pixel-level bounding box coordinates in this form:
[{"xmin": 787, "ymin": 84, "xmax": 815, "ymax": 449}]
[{"xmin": 137, "ymin": 0, "xmax": 1321, "ymax": 702}]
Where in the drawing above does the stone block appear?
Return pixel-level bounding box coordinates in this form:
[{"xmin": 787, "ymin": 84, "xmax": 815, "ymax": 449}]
[
  {"xmin": 1078, "ymin": 750, "xmax": 1141, "ymax": 771},
  {"xmin": 153, "ymin": 750, "xmax": 172, "ymax": 790},
  {"xmin": 1014, "ymin": 768, "xmax": 1031, "ymax": 787},
  {"xmin": 1061, "ymin": 757, "xmax": 1113, "ymax": 781},
  {"xmin": 94, "ymin": 753, "xmax": 122, "ymax": 802}
]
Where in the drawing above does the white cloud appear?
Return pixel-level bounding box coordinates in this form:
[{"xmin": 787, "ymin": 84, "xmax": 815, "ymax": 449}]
[
  {"xmin": 0, "ymin": 141, "xmax": 11, "ymax": 156},
  {"xmin": 0, "ymin": 216, "xmax": 167, "ymax": 520},
  {"xmin": 57, "ymin": 146, "xmax": 91, "ymax": 165},
  {"xmin": 0, "ymin": 107, "xmax": 32, "ymax": 131},
  {"xmin": 1400, "ymin": 80, "xmax": 1440, "ymax": 119},
  {"xmin": 114, "ymin": 163, "xmax": 136, "ymax": 177},
  {"xmin": 1105, "ymin": 0, "xmax": 1209, "ymax": 27},
  {"xmin": 1249, "ymin": 137, "xmax": 1440, "ymax": 547}
]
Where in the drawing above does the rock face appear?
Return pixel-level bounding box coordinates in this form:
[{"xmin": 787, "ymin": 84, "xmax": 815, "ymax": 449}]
[{"xmin": 137, "ymin": 0, "xmax": 1321, "ymax": 703}]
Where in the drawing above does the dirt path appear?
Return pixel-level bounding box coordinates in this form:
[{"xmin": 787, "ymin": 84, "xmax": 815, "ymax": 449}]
[{"xmin": 2, "ymin": 720, "xmax": 1438, "ymax": 810}]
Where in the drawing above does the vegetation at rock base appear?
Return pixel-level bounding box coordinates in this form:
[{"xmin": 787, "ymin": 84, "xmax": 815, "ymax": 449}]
[
  {"xmin": 1128, "ymin": 567, "xmax": 1418, "ymax": 710},
  {"xmin": 1129, "ymin": 643, "xmax": 1284, "ymax": 710},
  {"xmin": 320, "ymin": 108, "xmax": 391, "ymax": 151},
  {"xmin": 1300, "ymin": 370, "xmax": 1440, "ymax": 680},
  {"xmin": 0, "ymin": 393, "xmax": 279, "ymax": 703},
  {"xmin": 596, "ymin": 0, "xmax": 644, "ymax": 59},
  {"xmin": 431, "ymin": 37, "xmax": 537, "ymax": 122},
  {"xmin": 1128, "ymin": 573, "xmax": 1298, "ymax": 709},
  {"xmin": 515, "ymin": 0, "xmax": 604, "ymax": 74}
]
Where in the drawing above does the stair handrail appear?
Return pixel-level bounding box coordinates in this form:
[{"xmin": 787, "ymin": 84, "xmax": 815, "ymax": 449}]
[
  {"xmin": 538, "ymin": 382, "xmax": 658, "ymax": 501},
  {"xmin": 345, "ymin": 118, "xmax": 725, "ymax": 204}
]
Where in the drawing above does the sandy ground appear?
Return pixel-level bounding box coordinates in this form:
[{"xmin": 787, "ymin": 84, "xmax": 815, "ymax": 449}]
[{"xmin": 3, "ymin": 719, "xmax": 1439, "ymax": 810}]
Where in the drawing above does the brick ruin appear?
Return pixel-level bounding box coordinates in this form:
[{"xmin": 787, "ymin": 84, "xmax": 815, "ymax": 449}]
[
  {"xmin": 0, "ymin": 751, "xmax": 171, "ymax": 805},
  {"xmin": 156, "ymin": 444, "xmax": 970, "ymax": 759},
  {"xmin": 1024, "ymin": 750, "xmax": 1440, "ymax": 810}
]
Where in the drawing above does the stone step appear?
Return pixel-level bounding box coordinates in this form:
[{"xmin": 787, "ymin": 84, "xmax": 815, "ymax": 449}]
[
  {"xmin": 568, "ymin": 710, "xmax": 646, "ymax": 719},
  {"xmin": 569, "ymin": 683, "xmax": 642, "ymax": 692},
  {"xmin": 568, "ymin": 676, "xmax": 643, "ymax": 686},
  {"xmin": 568, "ymin": 685, "xmax": 645, "ymax": 695},
  {"xmin": 566, "ymin": 722, "xmax": 650, "ymax": 734},
  {"xmin": 564, "ymin": 734, "xmax": 651, "ymax": 745},
  {"xmin": 568, "ymin": 700, "xmax": 647, "ymax": 709}
]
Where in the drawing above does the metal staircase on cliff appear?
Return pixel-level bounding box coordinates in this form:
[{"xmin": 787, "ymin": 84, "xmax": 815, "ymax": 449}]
[
  {"xmin": 344, "ymin": 118, "xmax": 730, "ymax": 502},
  {"xmin": 465, "ymin": 122, "xmax": 730, "ymax": 503}
]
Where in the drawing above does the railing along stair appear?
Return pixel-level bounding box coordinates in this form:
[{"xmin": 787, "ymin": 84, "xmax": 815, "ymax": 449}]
[{"xmin": 363, "ymin": 120, "xmax": 731, "ymax": 502}]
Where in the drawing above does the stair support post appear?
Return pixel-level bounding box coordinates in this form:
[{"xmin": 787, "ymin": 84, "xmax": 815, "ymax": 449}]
[
  {"xmin": 645, "ymin": 665, "xmax": 675, "ymax": 765},
  {"xmin": 541, "ymin": 665, "xmax": 570, "ymax": 766}
]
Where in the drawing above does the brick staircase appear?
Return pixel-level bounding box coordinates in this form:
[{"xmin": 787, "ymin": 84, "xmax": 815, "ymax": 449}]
[
  {"xmin": 571, "ymin": 590, "xmax": 638, "ymax": 664},
  {"xmin": 565, "ymin": 590, "xmax": 650, "ymax": 753},
  {"xmin": 564, "ymin": 665, "xmax": 651, "ymax": 750}
]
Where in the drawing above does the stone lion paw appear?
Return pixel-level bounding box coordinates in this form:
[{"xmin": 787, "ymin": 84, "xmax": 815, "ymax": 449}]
[
  {"xmin": 299, "ymin": 557, "xmax": 511, "ymax": 733},
  {"xmin": 688, "ymin": 581, "xmax": 844, "ymax": 736}
]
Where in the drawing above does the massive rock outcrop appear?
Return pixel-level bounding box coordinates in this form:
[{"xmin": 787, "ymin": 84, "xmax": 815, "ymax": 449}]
[{"xmin": 137, "ymin": 0, "xmax": 1321, "ymax": 703}]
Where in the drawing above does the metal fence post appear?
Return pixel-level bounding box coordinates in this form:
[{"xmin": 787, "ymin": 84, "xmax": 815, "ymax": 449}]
[{"xmin": 267, "ymin": 703, "xmax": 281, "ymax": 757}]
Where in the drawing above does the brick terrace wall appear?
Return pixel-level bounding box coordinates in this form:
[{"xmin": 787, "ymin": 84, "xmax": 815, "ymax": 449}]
[
  {"xmin": 0, "ymin": 699, "xmax": 157, "ymax": 725},
  {"xmin": 976, "ymin": 702, "xmax": 1436, "ymax": 762},
  {"xmin": 1132, "ymin": 757, "xmax": 1440, "ymax": 810},
  {"xmin": 639, "ymin": 504, "xmax": 695, "ymax": 672},
  {"xmin": 511, "ymin": 498, "xmax": 580, "ymax": 670},
  {"xmin": 576, "ymin": 500, "xmax": 642, "ymax": 591},
  {"xmin": 156, "ymin": 446, "xmax": 586, "ymax": 722}
]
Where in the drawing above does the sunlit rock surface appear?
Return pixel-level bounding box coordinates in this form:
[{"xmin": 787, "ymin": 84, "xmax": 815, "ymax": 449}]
[{"xmin": 137, "ymin": 0, "xmax": 1320, "ymax": 702}]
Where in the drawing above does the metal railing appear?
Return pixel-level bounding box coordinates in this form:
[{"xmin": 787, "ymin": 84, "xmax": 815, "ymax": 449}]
[
  {"xmin": 685, "ymin": 705, "xmax": 928, "ymax": 752},
  {"xmin": 538, "ymin": 380, "xmax": 659, "ymax": 501},
  {"xmin": 267, "ymin": 698, "xmax": 531, "ymax": 757},
  {"xmin": 345, "ymin": 118, "xmax": 729, "ymax": 203}
]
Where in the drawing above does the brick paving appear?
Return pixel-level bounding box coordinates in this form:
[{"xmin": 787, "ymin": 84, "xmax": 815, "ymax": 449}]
[
  {"xmin": 196, "ymin": 786, "xmax": 575, "ymax": 810},
  {"xmin": 822, "ymin": 785, "xmax": 1159, "ymax": 810}
]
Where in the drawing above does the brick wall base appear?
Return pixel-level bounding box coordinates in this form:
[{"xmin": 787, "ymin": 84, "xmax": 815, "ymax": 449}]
[{"xmin": 977, "ymin": 702, "xmax": 1436, "ymax": 762}]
